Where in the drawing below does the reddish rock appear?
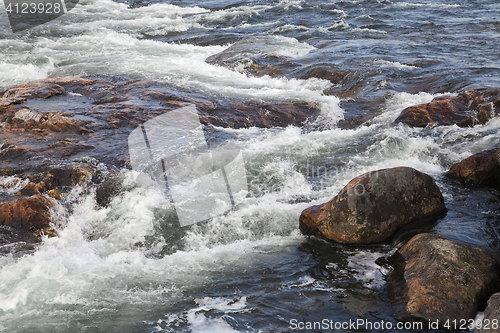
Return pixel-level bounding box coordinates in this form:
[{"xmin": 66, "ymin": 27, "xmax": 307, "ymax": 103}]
[
  {"xmin": 2, "ymin": 81, "xmax": 65, "ymax": 100},
  {"xmin": 389, "ymin": 233, "xmax": 500, "ymax": 326},
  {"xmin": 47, "ymin": 189, "xmax": 63, "ymax": 200},
  {"xmin": 17, "ymin": 182, "xmax": 42, "ymax": 196},
  {"xmin": 394, "ymin": 88, "xmax": 500, "ymax": 127},
  {"xmin": 0, "ymin": 195, "xmax": 54, "ymax": 236},
  {"xmin": 1, "ymin": 77, "xmax": 94, "ymax": 100},
  {"xmin": 394, "ymin": 95, "xmax": 471, "ymax": 127},
  {"xmin": 448, "ymin": 146, "xmax": 500, "ymax": 187},
  {"xmin": 299, "ymin": 167, "xmax": 447, "ymax": 244}
]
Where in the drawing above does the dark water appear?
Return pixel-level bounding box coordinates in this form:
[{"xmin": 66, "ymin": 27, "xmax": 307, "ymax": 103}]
[{"xmin": 0, "ymin": 0, "xmax": 499, "ymax": 332}]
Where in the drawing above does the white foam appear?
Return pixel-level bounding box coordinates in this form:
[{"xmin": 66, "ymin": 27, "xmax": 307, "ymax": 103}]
[
  {"xmin": 393, "ymin": 2, "xmax": 460, "ymax": 8},
  {"xmin": 193, "ymin": 296, "xmax": 248, "ymax": 313},
  {"xmin": 275, "ymin": 0, "xmax": 304, "ymax": 11},
  {"xmin": 0, "ymin": 176, "xmax": 30, "ymax": 195},
  {"xmin": 187, "ymin": 313, "xmax": 240, "ymax": 333},
  {"xmin": 373, "ymin": 59, "xmax": 416, "ymax": 70},
  {"xmin": 352, "ymin": 28, "xmax": 387, "ymax": 34},
  {"xmin": 283, "ymin": 275, "xmax": 315, "ymax": 288},
  {"xmin": 346, "ymin": 251, "xmax": 386, "ymax": 289},
  {"xmin": 0, "ymin": 62, "xmax": 53, "ymax": 89},
  {"xmin": 197, "ymin": 5, "xmax": 272, "ymax": 22}
]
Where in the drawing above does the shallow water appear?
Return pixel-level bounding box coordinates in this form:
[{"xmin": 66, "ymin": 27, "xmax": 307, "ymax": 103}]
[{"xmin": 0, "ymin": 0, "xmax": 499, "ymax": 332}]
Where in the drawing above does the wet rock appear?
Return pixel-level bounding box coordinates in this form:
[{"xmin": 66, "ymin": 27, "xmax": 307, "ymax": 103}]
[
  {"xmin": 18, "ymin": 182, "xmax": 42, "ymax": 196},
  {"xmin": 297, "ymin": 67, "xmax": 349, "ymax": 85},
  {"xmin": 0, "ymin": 77, "xmax": 321, "ymax": 177},
  {"xmin": 0, "ymin": 195, "xmax": 55, "ymax": 238},
  {"xmin": 3, "ymin": 108, "xmax": 90, "ymax": 133},
  {"xmin": 394, "ymin": 95, "xmax": 471, "ymax": 127},
  {"xmin": 205, "ymin": 36, "xmax": 301, "ymax": 77},
  {"xmin": 394, "ymin": 88, "xmax": 500, "ymax": 127},
  {"xmin": 389, "ymin": 233, "xmax": 500, "ymax": 326},
  {"xmin": 448, "ymin": 146, "xmax": 500, "ymax": 187},
  {"xmin": 199, "ymin": 100, "xmax": 316, "ymax": 129},
  {"xmin": 19, "ymin": 164, "xmax": 94, "ymax": 196},
  {"xmin": 0, "ymin": 146, "xmax": 33, "ymax": 176},
  {"xmin": 46, "ymin": 165, "xmax": 93, "ymax": 188},
  {"xmin": 0, "ymin": 96, "xmax": 26, "ymax": 106},
  {"xmin": 402, "ymin": 60, "xmax": 441, "ymax": 68},
  {"xmin": 2, "ymin": 80, "xmax": 65, "ymax": 100},
  {"xmin": 475, "ymin": 293, "xmax": 500, "ymax": 333},
  {"xmin": 95, "ymin": 174, "xmax": 124, "ymax": 207},
  {"xmin": 299, "ymin": 167, "xmax": 447, "ymax": 244},
  {"xmin": 0, "ymin": 77, "xmax": 94, "ymax": 100},
  {"xmin": 0, "ymin": 225, "xmax": 39, "ymax": 256}
]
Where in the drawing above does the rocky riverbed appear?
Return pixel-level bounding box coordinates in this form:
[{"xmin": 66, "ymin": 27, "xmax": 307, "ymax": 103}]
[{"xmin": 1, "ymin": 76, "xmax": 500, "ymax": 330}]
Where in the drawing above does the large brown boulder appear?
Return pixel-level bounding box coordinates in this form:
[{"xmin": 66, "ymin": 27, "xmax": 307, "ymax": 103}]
[
  {"xmin": 299, "ymin": 167, "xmax": 447, "ymax": 244},
  {"xmin": 389, "ymin": 233, "xmax": 500, "ymax": 326},
  {"xmin": 476, "ymin": 293, "xmax": 500, "ymax": 333},
  {"xmin": 394, "ymin": 87, "xmax": 500, "ymax": 127},
  {"xmin": 448, "ymin": 146, "xmax": 500, "ymax": 187},
  {"xmin": 0, "ymin": 195, "xmax": 55, "ymax": 238}
]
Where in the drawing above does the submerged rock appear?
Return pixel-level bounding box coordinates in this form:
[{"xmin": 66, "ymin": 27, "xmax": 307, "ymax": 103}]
[
  {"xmin": 394, "ymin": 87, "xmax": 500, "ymax": 127},
  {"xmin": 299, "ymin": 167, "xmax": 447, "ymax": 244},
  {"xmin": 475, "ymin": 293, "xmax": 500, "ymax": 333},
  {"xmin": 389, "ymin": 233, "xmax": 500, "ymax": 326},
  {"xmin": 448, "ymin": 146, "xmax": 500, "ymax": 187}
]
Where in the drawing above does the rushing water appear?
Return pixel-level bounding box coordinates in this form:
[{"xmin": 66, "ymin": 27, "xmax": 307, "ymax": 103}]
[{"xmin": 0, "ymin": 0, "xmax": 500, "ymax": 332}]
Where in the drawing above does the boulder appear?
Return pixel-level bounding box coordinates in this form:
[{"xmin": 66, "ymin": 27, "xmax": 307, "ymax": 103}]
[
  {"xmin": 299, "ymin": 167, "xmax": 447, "ymax": 244},
  {"xmin": 476, "ymin": 293, "xmax": 500, "ymax": 333},
  {"xmin": 389, "ymin": 233, "xmax": 500, "ymax": 326},
  {"xmin": 448, "ymin": 146, "xmax": 500, "ymax": 187},
  {"xmin": 0, "ymin": 195, "xmax": 55, "ymax": 238},
  {"xmin": 394, "ymin": 87, "xmax": 500, "ymax": 127}
]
